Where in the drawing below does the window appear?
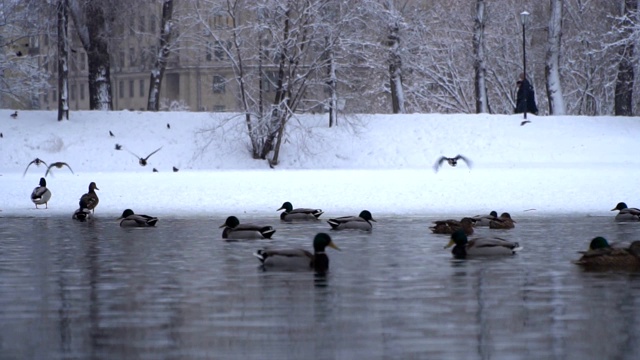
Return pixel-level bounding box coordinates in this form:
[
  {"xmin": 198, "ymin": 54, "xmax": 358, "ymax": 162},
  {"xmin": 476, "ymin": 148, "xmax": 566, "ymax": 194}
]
[
  {"xmin": 212, "ymin": 75, "xmax": 225, "ymax": 93},
  {"xmin": 80, "ymin": 84, "xmax": 85, "ymax": 100},
  {"xmin": 205, "ymin": 42, "xmax": 212, "ymax": 61},
  {"xmin": 139, "ymin": 79, "xmax": 145, "ymax": 97},
  {"xmin": 214, "ymin": 41, "xmax": 225, "ymax": 61},
  {"xmin": 70, "ymin": 84, "xmax": 76, "ymax": 101},
  {"xmin": 119, "ymin": 80, "xmax": 124, "ymax": 98},
  {"xmin": 129, "ymin": 47, "xmax": 135, "ymax": 67},
  {"xmin": 129, "ymin": 80, "xmax": 134, "ymax": 97},
  {"xmin": 262, "ymin": 71, "xmax": 278, "ymax": 92}
]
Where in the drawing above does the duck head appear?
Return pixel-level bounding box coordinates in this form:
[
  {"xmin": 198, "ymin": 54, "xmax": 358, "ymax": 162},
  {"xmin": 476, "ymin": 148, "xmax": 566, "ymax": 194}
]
[
  {"xmin": 588, "ymin": 236, "xmax": 611, "ymax": 251},
  {"xmin": 313, "ymin": 232, "xmax": 340, "ymax": 252},
  {"xmin": 611, "ymin": 202, "xmax": 628, "ymax": 211},
  {"xmin": 358, "ymin": 210, "xmax": 376, "ymax": 222},
  {"xmin": 38, "ymin": 177, "xmax": 47, "ymax": 187},
  {"xmin": 119, "ymin": 209, "xmax": 135, "ymax": 219},
  {"xmin": 278, "ymin": 201, "xmax": 293, "ymax": 212},
  {"xmin": 444, "ymin": 230, "xmax": 468, "ymax": 249},
  {"xmin": 220, "ymin": 216, "xmax": 240, "ymax": 229}
]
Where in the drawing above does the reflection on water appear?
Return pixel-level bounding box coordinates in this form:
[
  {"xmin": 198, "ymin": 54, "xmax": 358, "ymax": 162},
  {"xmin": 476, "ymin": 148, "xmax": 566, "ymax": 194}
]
[{"xmin": 1, "ymin": 214, "xmax": 640, "ymax": 359}]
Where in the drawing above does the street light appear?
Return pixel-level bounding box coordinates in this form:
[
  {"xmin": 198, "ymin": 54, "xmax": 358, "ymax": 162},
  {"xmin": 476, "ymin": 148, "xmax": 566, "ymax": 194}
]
[{"xmin": 520, "ymin": 11, "xmax": 530, "ymax": 119}]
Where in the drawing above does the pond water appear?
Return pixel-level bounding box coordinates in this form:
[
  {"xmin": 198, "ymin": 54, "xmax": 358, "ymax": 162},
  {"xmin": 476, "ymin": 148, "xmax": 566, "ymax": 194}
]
[{"xmin": 1, "ymin": 214, "xmax": 640, "ymax": 359}]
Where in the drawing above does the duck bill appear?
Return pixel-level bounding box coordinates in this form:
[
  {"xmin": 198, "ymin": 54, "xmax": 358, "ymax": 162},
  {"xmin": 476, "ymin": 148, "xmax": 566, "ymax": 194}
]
[
  {"xmin": 277, "ymin": 206, "xmax": 284, "ymax": 211},
  {"xmin": 444, "ymin": 239, "xmax": 455, "ymax": 249},
  {"xmin": 370, "ymin": 219, "xmax": 377, "ymax": 222},
  {"xmin": 328, "ymin": 241, "xmax": 341, "ymax": 251},
  {"xmin": 218, "ymin": 224, "xmax": 226, "ymax": 228},
  {"xmin": 610, "ymin": 208, "xmax": 616, "ymax": 211}
]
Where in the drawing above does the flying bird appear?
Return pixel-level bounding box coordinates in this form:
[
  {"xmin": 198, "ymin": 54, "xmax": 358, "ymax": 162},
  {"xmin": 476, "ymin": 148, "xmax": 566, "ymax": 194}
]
[
  {"xmin": 520, "ymin": 120, "xmax": 531, "ymax": 126},
  {"xmin": 153, "ymin": 168, "xmax": 159, "ymax": 172},
  {"xmin": 23, "ymin": 158, "xmax": 48, "ymax": 177},
  {"xmin": 166, "ymin": 123, "xmax": 171, "ymax": 129},
  {"xmin": 115, "ymin": 143, "xmax": 122, "ymax": 150},
  {"xmin": 0, "ymin": 132, "xmax": 3, "ymax": 138},
  {"xmin": 125, "ymin": 146, "xmax": 162, "ymax": 166},
  {"xmin": 10, "ymin": 111, "xmax": 17, "ymax": 119},
  {"xmin": 433, "ymin": 155, "xmax": 472, "ymax": 173},
  {"xmin": 45, "ymin": 162, "xmax": 74, "ymax": 177},
  {"xmin": 173, "ymin": 166, "xmax": 179, "ymax": 172},
  {"xmin": 109, "ymin": 130, "xmax": 115, "ymax": 137}
]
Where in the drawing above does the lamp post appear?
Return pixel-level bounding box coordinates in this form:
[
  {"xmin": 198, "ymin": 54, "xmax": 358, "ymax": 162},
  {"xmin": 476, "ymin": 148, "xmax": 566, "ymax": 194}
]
[{"xmin": 520, "ymin": 11, "xmax": 530, "ymax": 120}]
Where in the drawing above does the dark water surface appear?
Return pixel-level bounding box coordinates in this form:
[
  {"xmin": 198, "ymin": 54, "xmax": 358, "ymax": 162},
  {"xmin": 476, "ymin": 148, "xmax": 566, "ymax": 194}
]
[{"xmin": 1, "ymin": 214, "xmax": 640, "ymax": 359}]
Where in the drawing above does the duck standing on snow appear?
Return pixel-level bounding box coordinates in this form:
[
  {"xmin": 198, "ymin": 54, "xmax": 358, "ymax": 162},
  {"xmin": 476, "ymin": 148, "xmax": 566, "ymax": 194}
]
[
  {"xmin": 79, "ymin": 182, "xmax": 99, "ymax": 213},
  {"xmin": 277, "ymin": 201, "xmax": 324, "ymax": 222},
  {"xmin": 31, "ymin": 177, "xmax": 52, "ymax": 209},
  {"xmin": 574, "ymin": 236, "xmax": 640, "ymax": 269},
  {"xmin": 254, "ymin": 233, "xmax": 340, "ymax": 273},
  {"xmin": 219, "ymin": 216, "xmax": 276, "ymax": 240},
  {"xmin": 327, "ymin": 210, "xmax": 376, "ymax": 231},
  {"xmin": 489, "ymin": 212, "xmax": 516, "ymax": 229},
  {"xmin": 444, "ymin": 230, "xmax": 522, "ymax": 259},
  {"xmin": 118, "ymin": 209, "xmax": 158, "ymax": 227},
  {"xmin": 610, "ymin": 202, "xmax": 640, "ymax": 221}
]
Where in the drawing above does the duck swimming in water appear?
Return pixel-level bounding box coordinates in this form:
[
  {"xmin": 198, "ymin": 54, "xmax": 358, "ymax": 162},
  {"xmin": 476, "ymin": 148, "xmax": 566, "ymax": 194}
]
[
  {"xmin": 118, "ymin": 209, "xmax": 158, "ymax": 227},
  {"xmin": 277, "ymin": 201, "xmax": 323, "ymax": 222},
  {"xmin": 610, "ymin": 202, "xmax": 640, "ymax": 221},
  {"xmin": 444, "ymin": 230, "xmax": 522, "ymax": 259},
  {"xmin": 254, "ymin": 233, "xmax": 340, "ymax": 274},
  {"xmin": 219, "ymin": 216, "xmax": 276, "ymax": 240},
  {"xmin": 327, "ymin": 210, "xmax": 376, "ymax": 231}
]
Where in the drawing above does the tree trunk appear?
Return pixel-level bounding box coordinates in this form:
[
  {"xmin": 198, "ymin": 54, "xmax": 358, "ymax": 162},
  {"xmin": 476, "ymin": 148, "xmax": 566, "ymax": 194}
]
[
  {"xmin": 57, "ymin": 0, "xmax": 69, "ymax": 121},
  {"xmin": 615, "ymin": 0, "xmax": 636, "ymax": 116},
  {"xmin": 326, "ymin": 36, "xmax": 338, "ymax": 127},
  {"xmin": 545, "ymin": 0, "xmax": 566, "ymax": 115},
  {"xmin": 388, "ymin": 20, "xmax": 405, "ymax": 114},
  {"xmin": 147, "ymin": 0, "xmax": 174, "ymax": 111},
  {"xmin": 473, "ymin": 0, "xmax": 488, "ymax": 113}
]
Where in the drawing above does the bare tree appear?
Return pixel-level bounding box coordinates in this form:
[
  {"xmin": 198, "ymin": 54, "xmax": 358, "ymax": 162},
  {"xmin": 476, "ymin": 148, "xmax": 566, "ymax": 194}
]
[
  {"xmin": 57, "ymin": 0, "xmax": 69, "ymax": 120},
  {"xmin": 473, "ymin": 0, "xmax": 488, "ymax": 113},
  {"xmin": 545, "ymin": 0, "xmax": 566, "ymax": 115},
  {"xmin": 614, "ymin": 0, "xmax": 637, "ymax": 116},
  {"xmin": 68, "ymin": 0, "xmax": 113, "ymax": 110},
  {"xmin": 147, "ymin": 0, "xmax": 174, "ymax": 111},
  {"xmin": 384, "ymin": 1, "xmax": 405, "ymax": 114}
]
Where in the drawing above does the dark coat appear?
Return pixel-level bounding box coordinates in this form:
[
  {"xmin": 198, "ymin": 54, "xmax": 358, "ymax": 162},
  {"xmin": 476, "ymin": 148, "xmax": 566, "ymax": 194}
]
[{"xmin": 515, "ymin": 78, "xmax": 538, "ymax": 115}]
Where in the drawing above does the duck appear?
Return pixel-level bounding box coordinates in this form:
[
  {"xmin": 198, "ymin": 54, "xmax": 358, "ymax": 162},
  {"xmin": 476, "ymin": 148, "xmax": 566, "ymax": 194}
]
[
  {"xmin": 327, "ymin": 210, "xmax": 376, "ymax": 231},
  {"xmin": 433, "ymin": 154, "xmax": 472, "ymax": 173},
  {"xmin": 277, "ymin": 201, "xmax": 323, "ymax": 222},
  {"xmin": 45, "ymin": 162, "xmax": 74, "ymax": 177},
  {"xmin": 444, "ymin": 230, "xmax": 522, "ymax": 259},
  {"xmin": 573, "ymin": 236, "xmax": 640, "ymax": 269},
  {"xmin": 489, "ymin": 212, "xmax": 516, "ymax": 229},
  {"xmin": 31, "ymin": 177, "xmax": 52, "ymax": 209},
  {"xmin": 125, "ymin": 146, "xmax": 162, "ymax": 166},
  {"xmin": 253, "ymin": 233, "xmax": 340, "ymax": 273},
  {"xmin": 610, "ymin": 202, "xmax": 640, "ymax": 221},
  {"xmin": 118, "ymin": 209, "xmax": 158, "ymax": 227},
  {"xmin": 472, "ymin": 211, "xmax": 498, "ymax": 227},
  {"xmin": 23, "ymin": 158, "xmax": 48, "ymax": 177},
  {"xmin": 72, "ymin": 199, "xmax": 92, "ymax": 222},
  {"xmin": 79, "ymin": 182, "xmax": 99, "ymax": 213},
  {"xmin": 219, "ymin": 216, "xmax": 276, "ymax": 240},
  {"xmin": 10, "ymin": 111, "xmax": 17, "ymax": 119},
  {"xmin": 430, "ymin": 217, "xmax": 475, "ymax": 235}
]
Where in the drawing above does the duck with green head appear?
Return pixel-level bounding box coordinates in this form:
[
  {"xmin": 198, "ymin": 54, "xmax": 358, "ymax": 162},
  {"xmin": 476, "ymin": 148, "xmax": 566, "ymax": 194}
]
[
  {"xmin": 574, "ymin": 236, "xmax": 640, "ymax": 268},
  {"xmin": 610, "ymin": 202, "xmax": 640, "ymax": 221},
  {"xmin": 430, "ymin": 217, "xmax": 475, "ymax": 235},
  {"xmin": 220, "ymin": 216, "xmax": 276, "ymax": 240},
  {"xmin": 277, "ymin": 201, "xmax": 323, "ymax": 222},
  {"xmin": 253, "ymin": 233, "xmax": 340, "ymax": 273},
  {"xmin": 444, "ymin": 230, "xmax": 522, "ymax": 259},
  {"xmin": 118, "ymin": 209, "xmax": 158, "ymax": 227},
  {"xmin": 327, "ymin": 210, "xmax": 376, "ymax": 231},
  {"xmin": 31, "ymin": 177, "xmax": 52, "ymax": 209}
]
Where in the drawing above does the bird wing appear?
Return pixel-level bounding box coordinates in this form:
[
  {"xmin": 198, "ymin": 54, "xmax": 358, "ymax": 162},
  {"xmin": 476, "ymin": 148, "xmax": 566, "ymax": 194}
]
[
  {"xmin": 23, "ymin": 160, "xmax": 36, "ymax": 177},
  {"xmin": 455, "ymin": 155, "xmax": 473, "ymax": 168},
  {"xmin": 433, "ymin": 156, "xmax": 447, "ymax": 172},
  {"xmin": 125, "ymin": 148, "xmax": 141, "ymax": 159},
  {"xmin": 143, "ymin": 147, "xmax": 163, "ymax": 160}
]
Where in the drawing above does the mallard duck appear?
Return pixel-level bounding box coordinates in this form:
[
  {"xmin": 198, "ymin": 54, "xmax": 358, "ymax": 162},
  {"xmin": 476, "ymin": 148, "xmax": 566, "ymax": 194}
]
[
  {"xmin": 444, "ymin": 230, "xmax": 522, "ymax": 259},
  {"xmin": 433, "ymin": 154, "xmax": 472, "ymax": 173},
  {"xmin": 430, "ymin": 217, "xmax": 475, "ymax": 235},
  {"xmin": 489, "ymin": 212, "xmax": 516, "ymax": 229},
  {"xmin": 10, "ymin": 111, "xmax": 17, "ymax": 119},
  {"xmin": 79, "ymin": 182, "xmax": 99, "ymax": 213},
  {"xmin": 219, "ymin": 216, "xmax": 276, "ymax": 240},
  {"xmin": 610, "ymin": 202, "xmax": 640, "ymax": 221},
  {"xmin": 327, "ymin": 210, "xmax": 376, "ymax": 231},
  {"xmin": 45, "ymin": 162, "xmax": 74, "ymax": 177},
  {"xmin": 253, "ymin": 233, "xmax": 340, "ymax": 273},
  {"xmin": 23, "ymin": 158, "xmax": 48, "ymax": 177},
  {"xmin": 125, "ymin": 146, "xmax": 162, "ymax": 166},
  {"xmin": 277, "ymin": 201, "xmax": 323, "ymax": 222},
  {"xmin": 118, "ymin": 209, "xmax": 158, "ymax": 227},
  {"xmin": 72, "ymin": 200, "xmax": 92, "ymax": 222},
  {"xmin": 574, "ymin": 237, "xmax": 640, "ymax": 268},
  {"xmin": 31, "ymin": 177, "xmax": 52, "ymax": 209},
  {"xmin": 472, "ymin": 211, "xmax": 498, "ymax": 227}
]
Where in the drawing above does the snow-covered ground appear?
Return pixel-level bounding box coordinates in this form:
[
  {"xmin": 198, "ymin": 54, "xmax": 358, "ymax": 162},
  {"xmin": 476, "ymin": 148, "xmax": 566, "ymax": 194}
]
[{"xmin": 1, "ymin": 110, "xmax": 638, "ymax": 218}]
